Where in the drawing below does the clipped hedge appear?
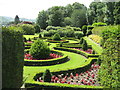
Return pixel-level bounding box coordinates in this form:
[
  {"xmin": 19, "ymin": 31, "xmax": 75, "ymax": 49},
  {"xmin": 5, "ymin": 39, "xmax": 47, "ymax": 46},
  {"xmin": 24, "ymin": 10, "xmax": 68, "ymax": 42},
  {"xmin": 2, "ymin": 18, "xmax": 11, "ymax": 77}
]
[
  {"xmin": 54, "ymin": 47, "xmax": 99, "ymax": 58},
  {"xmin": 2, "ymin": 26, "xmax": 24, "ymax": 88},
  {"xmin": 24, "ymin": 50, "xmax": 69, "ymax": 66},
  {"xmin": 47, "ymin": 40, "xmax": 69, "ymax": 43},
  {"xmin": 25, "ymin": 58, "xmax": 106, "ymax": 89}
]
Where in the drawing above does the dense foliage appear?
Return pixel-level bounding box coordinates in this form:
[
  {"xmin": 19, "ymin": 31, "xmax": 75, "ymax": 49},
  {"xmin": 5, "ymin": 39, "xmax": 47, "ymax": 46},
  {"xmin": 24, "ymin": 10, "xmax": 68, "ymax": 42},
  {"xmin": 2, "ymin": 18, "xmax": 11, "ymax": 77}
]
[
  {"xmin": 2, "ymin": 26, "xmax": 24, "ymax": 88},
  {"xmin": 43, "ymin": 69, "xmax": 52, "ymax": 82},
  {"xmin": 82, "ymin": 40, "xmax": 88, "ymax": 51},
  {"xmin": 30, "ymin": 39, "xmax": 50, "ymax": 59},
  {"xmin": 98, "ymin": 25, "xmax": 120, "ymax": 88},
  {"xmin": 20, "ymin": 24, "xmax": 35, "ymax": 35}
]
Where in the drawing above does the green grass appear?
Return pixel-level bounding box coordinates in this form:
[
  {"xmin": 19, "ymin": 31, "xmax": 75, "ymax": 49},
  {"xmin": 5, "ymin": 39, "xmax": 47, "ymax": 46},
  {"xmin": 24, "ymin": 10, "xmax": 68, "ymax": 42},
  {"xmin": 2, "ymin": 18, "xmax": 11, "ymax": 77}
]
[
  {"xmin": 23, "ymin": 50, "xmax": 87, "ymax": 81},
  {"xmin": 23, "ymin": 34, "xmax": 39, "ymax": 39},
  {"xmin": 83, "ymin": 36, "xmax": 103, "ymax": 54}
]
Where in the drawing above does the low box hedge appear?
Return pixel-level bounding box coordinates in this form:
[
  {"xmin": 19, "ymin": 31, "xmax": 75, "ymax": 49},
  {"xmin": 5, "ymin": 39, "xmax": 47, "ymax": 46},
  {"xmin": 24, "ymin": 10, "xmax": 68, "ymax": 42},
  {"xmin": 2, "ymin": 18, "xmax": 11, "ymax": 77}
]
[
  {"xmin": 54, "ymin": 47, "xmax": 99, "ymax": 58},
  {"xmin": 25, "ymin": 58, "xmax": 106, "ymax": 89},
  {"xmin": 24, "ymin": 50, "xmax": 69, "ymax": 66}
]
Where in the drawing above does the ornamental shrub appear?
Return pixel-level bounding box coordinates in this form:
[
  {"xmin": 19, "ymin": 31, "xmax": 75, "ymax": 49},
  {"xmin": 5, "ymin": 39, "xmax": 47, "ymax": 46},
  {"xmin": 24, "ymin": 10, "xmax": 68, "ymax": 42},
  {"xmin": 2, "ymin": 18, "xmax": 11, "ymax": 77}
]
[
  {"xmin": 82, "ymin": 40, "xmax": 88, "ymax": 51},
  {"xmin": 28, "ymin": 38, "xmax": 31, "ymax": 41},
  {"xmin": 52, "ymin": 33, "xmax": 61, "ymax": 41},
  {"xmin": 82, "ymin": 25, "xmax": 87, "ymax": 36},
  {"xmin": 24, "ymin": 37, "xmax": 27, "ymax": 42},
  {"xmin": 2, "ymin": 26, "xmax": 24, "ymax": 88},
  {"xmin": 87, "ymin": 25, "xmax": 94, "ymax": 30},
  {"xmin": 20, "ymin": 24, "xmax": 35, "ymax": 35},
  {"xmin": 48, "ymin": 30, "xmax": 57, "ymax": 36},
  {"xmin": 79, "ymin": 38, "xmax": 84, "ymax": 44},
  {"xmin": 30, "ymin": 39, "xmax": 50, "ymax": 59},
  {"xmin": 39, "ymin": 33, "xmax": 42, "ymax": 38},
  {"xmin": 43, "ymin": 69, "xmax": 52, "ymax": 82}
]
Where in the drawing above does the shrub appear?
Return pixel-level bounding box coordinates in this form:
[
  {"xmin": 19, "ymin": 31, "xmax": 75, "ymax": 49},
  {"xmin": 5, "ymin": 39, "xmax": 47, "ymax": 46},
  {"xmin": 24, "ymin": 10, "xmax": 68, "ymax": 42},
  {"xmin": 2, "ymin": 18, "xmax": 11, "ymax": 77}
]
[
  {"xmin": 82, "ymin": 25, "xmax": 87, "ymax": 36},
  {"xmin": 43, "ymin": 69, "xmax": 52, "ymax": 82},
  {"xmin": 60, "ymin": 42, "xmax": 63, "ymax": 47},
  {"xmin": 82, "ymin": 40, "xmax": 88, "ymax": 51},
  {"xmin": 30, "ymin": 39, "xmax": 50, "ymax": 59},
  {"xmin": 28, "ymin": 38, "xmax": 31, "ymax": 41},
  {"xmin": 92, "ymin": 22, "xmax": 107, "ymax": 26},
  {"xmin": 20, "ymin": 24, "xmax": 35, "ymax": 35},
  {"xmin": 39, "ymin": 33, "xmax": 42, "ymax": 38},
  {"xmin": 52, "ymin": 33, "xmax": 61, "ymax": 41},
  {"xmin": 24, "ymin": 37, "xmax": 27, "ymax": 42},
  {"xmin": 79, "ymin": 38, "xmax": 84, "ymax": 44},
  {"xmin": 66, "ymin": 29, "xmax": 74, "ymax": 37},
  {"xmin": 2, "ymin": 26, "xmax": 24, "ymax": 88}
]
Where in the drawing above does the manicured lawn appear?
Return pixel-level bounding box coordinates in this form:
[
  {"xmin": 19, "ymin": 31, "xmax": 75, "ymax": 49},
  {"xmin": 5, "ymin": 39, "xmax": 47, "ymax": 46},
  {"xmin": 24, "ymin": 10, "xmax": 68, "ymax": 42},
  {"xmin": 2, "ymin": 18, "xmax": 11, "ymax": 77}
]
[
  {"xmin": 23, "ymin": 34, "xmax": 39, "ymax": 39},
  {"xmin": 23, "ymin": 50, "xmax": 87, "ymax": 82},
  {"xmin": 83, "ymin": 37, "xmax": 103, "ymax": 54}
]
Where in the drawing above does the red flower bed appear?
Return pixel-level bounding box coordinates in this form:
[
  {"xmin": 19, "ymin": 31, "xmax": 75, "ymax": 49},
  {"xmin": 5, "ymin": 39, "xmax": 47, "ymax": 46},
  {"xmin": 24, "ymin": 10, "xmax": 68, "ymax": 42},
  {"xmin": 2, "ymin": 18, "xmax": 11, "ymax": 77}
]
[
  {"xmin": 37, "ymin": 62, "xmax": 100, "ymax": 86},
  {"xmin": 24, "ymin": 53, "xmax": 62, "ymax": 60},
  {"xmin": 27, "ymin": 41, "xmax": 33, "ymax": 43},
  {"xmin": 71, "ymin": 48, "xmax": 93, "ymax": 54}
]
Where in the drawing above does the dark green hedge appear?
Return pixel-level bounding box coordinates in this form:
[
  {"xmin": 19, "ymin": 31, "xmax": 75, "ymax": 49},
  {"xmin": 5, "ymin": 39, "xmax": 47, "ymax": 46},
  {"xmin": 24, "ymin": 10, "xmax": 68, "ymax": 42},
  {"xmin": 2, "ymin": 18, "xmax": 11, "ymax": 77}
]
[
  {"xmin": 25, "ymin": 58, "xmax": 106, "ymax": 89},
  {"xmin": 2, "ymin": 26, "xmax": 24, "ymax": 88},
  {"xmin": 24, "ymin": 50, "xmax": 69, "ymax": 66},
  {"xmin": 47, "ymin": 40, "xmax": 69, "ymax": 43},
  {"xmin": 54, "ymin": 47, "xmax": 99, "ymax": 58}
]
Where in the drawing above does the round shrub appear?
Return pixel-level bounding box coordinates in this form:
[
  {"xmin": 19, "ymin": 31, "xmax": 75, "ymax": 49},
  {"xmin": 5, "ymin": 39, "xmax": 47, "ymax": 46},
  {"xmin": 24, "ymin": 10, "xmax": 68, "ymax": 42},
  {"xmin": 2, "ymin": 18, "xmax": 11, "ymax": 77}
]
[
  {"xmin": 52, "ymin": 33, "xmax": 61, "ymax": 41},
  {"xmin": 43, "ymin": 69, "xmax": 52, "ymax": 82},
  {"xmin": 30, "ymin": 39, "xmax": 50, "ymax": 59}
]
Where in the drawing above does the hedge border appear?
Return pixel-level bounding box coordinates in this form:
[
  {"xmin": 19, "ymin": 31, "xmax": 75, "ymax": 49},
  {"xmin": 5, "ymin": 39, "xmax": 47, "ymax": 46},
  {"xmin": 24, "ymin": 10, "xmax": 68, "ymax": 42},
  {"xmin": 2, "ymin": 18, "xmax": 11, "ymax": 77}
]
[
  {"xmin": 24, "ymin": 50, "xmax": 69, "ymax": 66},
  {"xmin": 25, "ymin": 58, "xmax": 106, "ymax": 89},
  {"xmin": 54, "ymin": 47, "xmax": 99, "ymax": 58},
  {"xmin": 47, "ymin": 40, "xmax": 69, "ymax": 43}
]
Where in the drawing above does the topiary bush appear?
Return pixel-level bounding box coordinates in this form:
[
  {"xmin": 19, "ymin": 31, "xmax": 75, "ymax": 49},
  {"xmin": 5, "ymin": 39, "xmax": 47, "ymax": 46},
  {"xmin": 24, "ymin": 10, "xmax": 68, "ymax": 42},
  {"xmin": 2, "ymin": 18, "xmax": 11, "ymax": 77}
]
[
  {"xmin": 24, "ymin": 37, "xmax": 27, "ymax": 42},
  {"xmin": 52, "ymin": 33, "xmax": 61, "ymax": 41},
  {"xmin": 39, "ymin": 33, "xmax": 42, "ymax": 38},
  {"xmin": 82, "ymin": 25, "xmax": 87, "ymax": 36},
  {"xmin": 82, "ymin": 40, "xmax": 88, "ymax": 51},
  {"xmin": 43, "ymin": 69, "xmax": 52, "ymax": 82},
  {"xmin": 79, "ymin": 38, "xmax": 84, "ymax": 44},
  {"xmin": 30, "ymin": 39, "xmax": 50, "ymax": 59},
  {"xmin": 2, "ymin": 26, "xmax": 24, "ymax": 88}
]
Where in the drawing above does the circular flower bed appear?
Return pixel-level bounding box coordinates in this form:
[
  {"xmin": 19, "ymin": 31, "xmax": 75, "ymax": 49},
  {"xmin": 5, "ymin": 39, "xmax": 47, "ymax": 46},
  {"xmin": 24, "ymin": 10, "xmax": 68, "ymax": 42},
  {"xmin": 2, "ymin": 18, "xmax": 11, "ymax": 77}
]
[
  {"xmin": 24, "ymin": 53, "xmax": 62, "ymax": 60},
  {"xmin": 36, "ymin": 62, "xmax": 100, "ymax": 86}
]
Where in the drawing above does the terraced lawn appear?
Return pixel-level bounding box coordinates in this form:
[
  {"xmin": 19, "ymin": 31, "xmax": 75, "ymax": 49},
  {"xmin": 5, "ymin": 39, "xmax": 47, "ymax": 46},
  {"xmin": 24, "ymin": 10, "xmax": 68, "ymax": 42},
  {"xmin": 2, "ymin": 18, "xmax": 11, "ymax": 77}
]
[
  {"xmin": 23, "ymin": 50, "xmax": 87, "ymax": 82},
  {"xmin": 83, "ymin": 37, "xmax": 103, "ymax": 54}
]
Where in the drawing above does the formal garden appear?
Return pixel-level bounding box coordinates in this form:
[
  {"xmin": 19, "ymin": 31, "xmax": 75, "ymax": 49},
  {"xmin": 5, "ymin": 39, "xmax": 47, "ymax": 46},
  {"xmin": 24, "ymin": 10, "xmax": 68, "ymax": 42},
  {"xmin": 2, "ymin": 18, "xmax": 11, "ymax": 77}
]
[{"xmin": 2, "ymin": 1, "xmax": 120, "ymax": 90}]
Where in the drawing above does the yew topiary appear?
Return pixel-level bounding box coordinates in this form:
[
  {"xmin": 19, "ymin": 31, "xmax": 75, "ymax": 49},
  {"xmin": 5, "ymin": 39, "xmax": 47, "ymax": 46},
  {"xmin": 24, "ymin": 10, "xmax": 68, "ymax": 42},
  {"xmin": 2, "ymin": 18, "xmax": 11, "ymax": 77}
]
[
  {"xmin": 43, "ymin": 69, "xmax": 52, "ymax": 82},
  {"xmin": 30, "ymin": 39, "xmax": 50, "ymax": 59},
  {"xmin": 82, "ymin": 40, "xmax": 88, "ymax": 51}
]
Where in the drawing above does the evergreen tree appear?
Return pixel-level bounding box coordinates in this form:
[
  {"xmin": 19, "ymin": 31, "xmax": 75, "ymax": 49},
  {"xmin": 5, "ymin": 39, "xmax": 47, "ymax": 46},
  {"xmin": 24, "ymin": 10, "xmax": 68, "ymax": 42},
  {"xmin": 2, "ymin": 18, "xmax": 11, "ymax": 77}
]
[
  {"xmin": 14, "ymin": 15, "xmax": 20, "ymax": 24},
  {"xmin": 43, "ymin": 69, "xmax": 52, "ymax": 82},
  {"xmin": 82, "ymin": 40, "xmax": 88, "ymax": 51}
]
